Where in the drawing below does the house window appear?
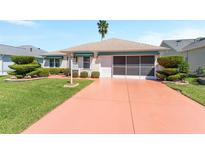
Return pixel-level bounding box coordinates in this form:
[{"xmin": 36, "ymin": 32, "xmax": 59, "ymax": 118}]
[
  {"xmin": 49, "ymin": 59, "xmax": 55, "ymax": 67},
  {"xmin": 83, "ymin": 57, "xmax": 90, "ymax": 69},
  {"xmin": 49, "ymin": 58, "xmax": 61, "ymax": 68},
  {"xmin": 55, "ymin": 59, "xmax": 60, "ymax": 67}
]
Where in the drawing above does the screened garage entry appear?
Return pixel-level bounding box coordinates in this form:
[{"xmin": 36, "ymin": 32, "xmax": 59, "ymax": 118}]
[{"xmin": 113, "ymin": 56, "xmax": 155, "ymax": 78}]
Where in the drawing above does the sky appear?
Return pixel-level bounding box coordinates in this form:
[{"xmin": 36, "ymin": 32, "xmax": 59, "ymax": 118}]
[{"xmin": 1, "ymin": 20, "xmax": 205, "ymax": 51}]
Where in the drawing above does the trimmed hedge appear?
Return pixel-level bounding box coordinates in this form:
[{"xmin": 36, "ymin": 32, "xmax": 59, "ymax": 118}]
[
  {"xmin": 11, "ymin": 56, "xmax": 35, "ymax": 64},
  {"xmin": 80, "ymin": 71, "xmax": 88, "ymax": 78},
  {"xmin": 163, "ymin": 68, "xmax": 179, "ymax": 75},
  {"xmin": 166, "ymin": 73, "xmax": 181, "ymax": 81},
  {"xmin": 157, "ymin": 56, "xmax": 183, "ymax": 68},
  {"xmin": 91, "ymin": 71, "xmax": 100, "ymax": 78},
  {"xmin": 9, "ymin": 62, "xmax": 40, "ymax": 76},
  {"xmin": 46, "ymin": 68, "xmax": 65, "ymax": 75},
  {"xmin": 157, "ymin": 56, "xmax": 189, "ymax": 81},
  {"xmin": 16, "ymin": 75, "xmax": 24, "ymax": 79},
  {"xmin": 156, "ymin": 72, "xmax": 167, "ymax": 80},
  {"xmin": 178, "ymin": 61, "xmax": 189, "ymax": 73},
  {"xmin": 27, "ymin": 68, "xmax": 49, "ymax": 77}
]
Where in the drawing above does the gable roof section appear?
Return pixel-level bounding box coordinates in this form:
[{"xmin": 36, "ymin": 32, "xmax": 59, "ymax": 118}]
[
  {"xmin": 182, "ymin": 37, "xmax": 205, "ymax": 51},
  {"xmin": 0, "ymin": 44, "xmax": 47, "ymax": 57},
  {"xmin": 160, "ymin": 39, "xmax": 195, "ymax": 52},
  {"xmin": 60, "ymin": 38, "xmax": 168, "ymax": 53}
]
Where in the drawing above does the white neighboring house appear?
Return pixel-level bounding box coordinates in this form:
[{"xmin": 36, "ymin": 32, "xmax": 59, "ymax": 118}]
[
  {"xmin": 0, "ymin": 44, "xmax": 46, "ymax": 75},
  {"xmin": 43, "ymin": 38, "xmax": 167, "ymax": 79},
  {"xmin": 160, "ymin": 37, "xmax": 205, "ymax": 73}
]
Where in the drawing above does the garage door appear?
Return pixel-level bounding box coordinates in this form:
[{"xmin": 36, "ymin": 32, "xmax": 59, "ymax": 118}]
[{"xmin": 113, "ymin": 56, "xmax": 155, "ymax": 77}]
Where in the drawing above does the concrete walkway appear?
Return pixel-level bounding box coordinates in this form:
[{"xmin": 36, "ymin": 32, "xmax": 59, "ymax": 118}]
[{"xmin": 23, "ymin": 79, "xmax": 205, "ymax": 134}]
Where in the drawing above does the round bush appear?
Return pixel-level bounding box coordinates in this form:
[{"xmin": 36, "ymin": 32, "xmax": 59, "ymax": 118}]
[
  {"xmin": 64, "ymin": 68, "xmax": 71, "ymax": 76},
  {"xmin": 11, "ymin": 56, "xmax": 35, "ymax": 64},
  {"xmin": 163, "ymin": 68, "xmax": 179, "ymax": 75},
  {"xmin": 91, "ymin": 71, "xmax": 100, "ymax": 78},
  {"xmin": 80, "ymin": 71, "xmax": 88, "ymax": 78},
  {"xmin": 72, "ymin": 70, "xmax": 79, "ymax": 78},
  {"xmin": 157, "ymin": 56, "xmax": 184, "ymax": 68},
  {"xmin": 156, "ymin": 72, "xmax": 167, "ymax": 80}
]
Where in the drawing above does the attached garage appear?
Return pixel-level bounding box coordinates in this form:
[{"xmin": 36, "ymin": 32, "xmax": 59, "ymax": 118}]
[{"xmin": 113, "ymin": 55, "xmax": 155, "ymax": 78}]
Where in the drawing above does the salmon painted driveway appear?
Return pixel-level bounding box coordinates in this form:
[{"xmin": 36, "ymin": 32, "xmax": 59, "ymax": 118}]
[{"xmin": 23, "ymin": 79, "xmax": 205, "ymax": 134}]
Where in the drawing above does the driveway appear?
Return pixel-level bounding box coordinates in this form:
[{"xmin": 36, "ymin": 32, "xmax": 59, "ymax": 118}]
[{"xmin": 23, "ymin": 79, "xmax": 205, "ymax": 134}]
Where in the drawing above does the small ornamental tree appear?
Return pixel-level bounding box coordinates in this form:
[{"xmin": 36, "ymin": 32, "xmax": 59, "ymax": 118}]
[
  {"xmin": 156, "ymin": 56, "xmax": 189, "ymax": 81},
  {"xmin": 9, "ymin": 56, "xmax": 40, "ymax": 77}
]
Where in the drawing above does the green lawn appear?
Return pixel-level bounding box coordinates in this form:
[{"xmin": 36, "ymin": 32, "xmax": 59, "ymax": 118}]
[
  {"xmin": 0, "ymin": 76, "xmax": 93, "ymax": 134},
  {"xmin": 167, "ymin": 77, "xmax": 205, "ymax": 106}
]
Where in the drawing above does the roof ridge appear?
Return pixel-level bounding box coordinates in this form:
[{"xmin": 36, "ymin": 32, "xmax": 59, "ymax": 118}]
[{"xmin": 0, "ymin": 43, "xmax": 26, "ymax": 50}]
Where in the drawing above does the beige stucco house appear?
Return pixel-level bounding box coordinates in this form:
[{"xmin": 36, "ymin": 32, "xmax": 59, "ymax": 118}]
[{"xmin": 42, "ymin": 38, "xmax": 167, "ymax": 79}]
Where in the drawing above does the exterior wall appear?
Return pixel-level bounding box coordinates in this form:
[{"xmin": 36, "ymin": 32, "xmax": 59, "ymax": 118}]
[
  {"xmin": 2, "ymin": 55, "xmax": 13, "ymax": 75},
  {"xmin": 160, "ymin": 49, "xmax": 182, "ymax": 56},
  {"xmin": 160, "ymin": 43, "xmax": 182, "ymax": 56},
  {"xmin": 0, "ymin": 55, "xmax": 2, "ymax": 75},
  {"xmin": 182, "ymin": 47, "xmax": 205, "ymax": 73},
  {"xmin": 99, "ymin": 56, "xmax": 112, "ymax": 78}
]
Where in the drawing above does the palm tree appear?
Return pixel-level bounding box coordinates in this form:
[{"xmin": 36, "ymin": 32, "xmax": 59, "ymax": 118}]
[{"xmin": 97, "ymin": 20, "xmax": 109, "ymax": 40}]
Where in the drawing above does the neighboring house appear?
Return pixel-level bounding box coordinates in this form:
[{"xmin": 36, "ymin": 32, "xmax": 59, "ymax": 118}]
[
  {"xmin": 45, "ymin": 38, "xmax": 167, "ymax": 79},
  {"xmin": 160, "ymin": 37, "xmax": 205, "ymax": 72},
  {"xmin": 0, "ymin": 44, "xmax": 47, "ymax": 75}
]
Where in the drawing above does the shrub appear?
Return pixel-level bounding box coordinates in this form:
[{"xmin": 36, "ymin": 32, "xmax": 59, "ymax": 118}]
[
  {"xmin": 9, "ymin": 62, "xmax": 40, "ymax": 76},
  {"xmin": 11, "ymin": 56, "xmax": 35, "ymax": 64},
  {"xmin": 27, "ymin": 68, "xmax": 49, "ymax": 77},
  {"xmin": 178, "ymin": 61, "xmax": 189, "ymax": 74},
  {"xmin": 64, "ymin": 68, "xmax": 71, "ymax": 76},
  {"xmin": 156, "ymin": 72, "xmax": 167, "ymax": 80},
  {"xmin": 80, "ymin": 71, "xmax": 88, "ymax": 78},
  {"xmin": 166, "ymin": 73, "xmax": 182, "ymax": 81},
  {"xmin": 49, "ymin": 68, "xmax": 61, "ymax": 74},
  {"xmin": 72, "ymin": 70, "xmax": 79, "ymax": 78},
  {"xmin": 7, "ymin": 71, "xmax": 16, "ymax": 75},
  {"xmin": 163, "ymin": 68, "xmax": 179, "ymax": 75},
  {"xmin": 157, "ymin": 56, "xmax": 184, "ymax": 68},
  {"xmin": 179, "ymin": 73, "xmax": 188, "ymax": 80},
  {"xmin": 16, "ymin": 75, "xmax": 23, "ymax": 79},
  {"xmin": 91, "ymin": 71, "xmax": 100, "ymax": 78},
  {"xmin": 196, "ymin": 67, "xmax": 205, "ymax": 76}
]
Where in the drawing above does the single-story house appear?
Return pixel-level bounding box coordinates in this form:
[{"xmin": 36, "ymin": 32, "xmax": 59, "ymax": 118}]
[
  {"xmin": 160, "ymin": 37, "xmax": 205, "ymax": 72},
  {"xmin": 42, "ymin": 38, "xmax": 167, "ymax": 79},
  {"xmin": 0, "ymin": 44, "xmax": 46, "ymax": 75}
]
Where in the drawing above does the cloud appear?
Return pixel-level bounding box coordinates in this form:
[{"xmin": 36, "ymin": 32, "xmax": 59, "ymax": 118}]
[
  {"xmin": 136, "ymin": 28, "xmax": 205, "ymax": 45},
  {"xmin": 4, "ymin": 20, "xmax": 36, "ymax": 26}
]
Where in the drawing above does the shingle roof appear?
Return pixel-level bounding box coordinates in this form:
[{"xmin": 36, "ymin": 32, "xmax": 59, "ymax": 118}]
[
  {"xmin": 160, "ymin": 39, "xmax": 195, "ymax": 52},
  {"xmin": 182, "ymin": 37, "xmax": 205, "ymax": 51},
  {"xmin": 41, "ymin": 50, "xmax": 66, "ymax": 56},
  {"xmin": 161, "ymin": 37, "xmax": 205, "ymax": 52},
  {"xmin": 60, "ymin": 38, "xmax": 168, "ymax": 53},
  {"xmin": 0, "ymin": 44, "xmax": 47, "ymax": 57}
]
